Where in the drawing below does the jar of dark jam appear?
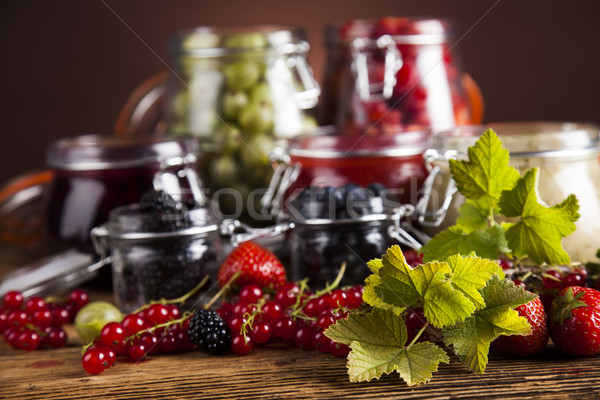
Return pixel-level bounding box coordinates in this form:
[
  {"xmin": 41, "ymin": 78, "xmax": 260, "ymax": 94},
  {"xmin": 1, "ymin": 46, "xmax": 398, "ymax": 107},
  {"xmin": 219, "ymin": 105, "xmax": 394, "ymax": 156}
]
[
  {"xmin": 45, "ymin": 135, "xmax": 198, "ymax": 250},
  {"xmin": 320, "ymin": 17, "xmax": 484, "ymax": 134}
]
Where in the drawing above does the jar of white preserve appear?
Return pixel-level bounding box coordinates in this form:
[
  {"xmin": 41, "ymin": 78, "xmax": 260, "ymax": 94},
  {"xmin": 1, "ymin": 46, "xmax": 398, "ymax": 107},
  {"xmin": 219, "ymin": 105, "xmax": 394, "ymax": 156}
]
[{"xmin": 418, "ymin": 122, "xmax": 600, "ymax": 263}]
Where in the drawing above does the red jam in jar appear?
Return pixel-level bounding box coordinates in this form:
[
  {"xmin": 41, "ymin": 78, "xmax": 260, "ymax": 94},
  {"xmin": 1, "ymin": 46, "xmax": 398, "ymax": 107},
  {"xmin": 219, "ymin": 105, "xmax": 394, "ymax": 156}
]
[
  {"xmin": 277, "ymin": 128, "xmax": 430, "ymax": 206},
  {"xmin": 45, "ymin": 135, "xmax": 197, "ymax": 249},
  {"xmin": 320, "ymin": 17, "xmax": 484, "ymax": 134}
]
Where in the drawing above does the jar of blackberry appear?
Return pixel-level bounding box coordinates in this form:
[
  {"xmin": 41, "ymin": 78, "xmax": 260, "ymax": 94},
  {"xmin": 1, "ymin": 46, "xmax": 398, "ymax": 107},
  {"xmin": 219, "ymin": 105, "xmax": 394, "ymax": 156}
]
[
  {"xmin": 284, "ymin": 184, "xmax": 423, "ymax": 289},
  {"xmin": 320, "ymin": 17, "xmax": 484, "ymax": 134},
  {"xmin": 91, "ymin": 188, "xmax": 221, "ymax": 312}
]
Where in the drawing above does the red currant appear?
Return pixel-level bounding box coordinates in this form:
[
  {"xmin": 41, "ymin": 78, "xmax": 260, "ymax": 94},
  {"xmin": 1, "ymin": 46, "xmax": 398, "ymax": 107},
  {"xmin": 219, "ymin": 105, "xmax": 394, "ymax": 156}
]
[
  {"xmin": 330, "ymin": 289, "xmax": 349, "ymax": 308},
  {"xmin": 139, "ymin": 333, "xmax": 160, "ymax": 355},
  {"xmin": 46, "ymin": 328, "xmax": 67, "ymax": 349},
  {"xmin": 261, "ymin": 301, "xmax": 283, "ymax": 324},
  {"xmin": 231, "ymin": 334, "xmax": 253, "ymax": 355},
  {"xmin": 542, "ymin": 270, "xmax": 564, "ymax": 290},
  {"xmin": 302, "ymin": 299, "xmax": 321, "ymax": 318},
  {"xmin": 101, "ymin": 322, "xmax": 126, "ymax": 348},
  {"xmin": 294, "ymin": 326, "xmax": 316, "ymax": 350},
  {"xmin": 24, "ymin": 296, "xmax": 47, "ymax": 314},
  {"xmin": 0, "ymin": 312, "xmax": 7, "ymax": 331},
  {"xmin": 563, "ymin": 273, "xmax": 586, "ymax": 287},
  {"xmin": 31, "ymin": 309, "xmax": 52, "ymax": 329},
  {"xmin": 346, "ymin": 287, "xmax": 363, "ymax": 309},
  {"xmin": 228, "ymin": 314, "xmax": 247, "ymax": 334},
  {"xmin": 249, "ymin": 321, "xmax": 272, "ymax": 344},
  {"xmin": 315, "ymin": 313, "xmax": 336, "ymax": 331},
  {"xmin": 167, "ymin": 305, "xmax": 181, "ymax": 320},
  {"xmin": 160, "ymin": 333, "xmax": 178, "ymax": 353},
  {"xmin": 50, "ymin": 306, "xmax": 70, "ymax": 327},
  {"xmin": 275, "ymin": 288, "xmax": 297, "ymax": 309},
  {"xmin": 82, "ymin": 348, "xmax": 109, "ymax": 375},
  {"xmin": 2, "ymin": 291, "xmax": 24, "ymax": 310},
  {"xmin": 67, "ymin": 289, "xmax": 89, "ymax": 311},
  {"xmin": 330, "ymin": 341, "xmax": 350, "ymax": 357},
  {"xmin": 239, "ymin": 284, "xmax": 263, "ymax": 304},
  {"xmin": 17, "ymin": 330, "xmax": 41, "ymax": 351},
  {"xmin": 313, "ymin": 331, "xmax": 331, "ymax": 353},
  {"xmin": 273, "ymin": 316, "xmax": 297, "ymax": 341},
  {"xmin": 145, "ymin": 304, "xmax": 170, "ymax": 325},
  {"xmin": 121, "ymin": 314, "xmax": 147, "ymax": 337},
  {"xmin": 128, "ymin": 343, "xmax": 147, "ymax": 361},
  {"xmin": 7, "ymin": 310, "xmax": 29, "ymax": 328}
]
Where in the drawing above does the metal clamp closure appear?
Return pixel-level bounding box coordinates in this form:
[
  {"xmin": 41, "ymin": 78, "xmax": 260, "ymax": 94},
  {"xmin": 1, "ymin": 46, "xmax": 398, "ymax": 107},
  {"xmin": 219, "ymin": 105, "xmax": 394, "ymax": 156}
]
[
  {"xmin": 350, "ymin": 35, "xmax": 403, "ymax": 101},
  {"xmin": 415, "ymin": 149, "xmax": 458, "ymax": 227}
]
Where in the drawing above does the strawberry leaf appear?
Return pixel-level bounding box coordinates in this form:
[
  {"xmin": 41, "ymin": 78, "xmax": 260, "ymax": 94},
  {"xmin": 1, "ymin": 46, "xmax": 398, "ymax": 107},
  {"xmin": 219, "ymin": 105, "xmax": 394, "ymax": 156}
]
[
  {"xmin": 442, "ymin": 275, "xmax": 535, "ymax": 373},
  {"xmin": 445, "ymin": 254, "xmax": 504, "ymax": 310},
  {"xmin": 325, "ymin": 308, "xmax": 449, "ymax": 386},
  {"xmin": 449, "ymin": 129, "xmax": 520, "ymax": 207},
  {"xmin": 499, "ymin": 168, "xmax": 580, "ymax": 265},
  {"xmin": 421, "ymin": 225, "xmax": 510, "ymax": 263},
  {"xmin": 372, "ymin": 246, "xmax": 476, "ymax": 328}
]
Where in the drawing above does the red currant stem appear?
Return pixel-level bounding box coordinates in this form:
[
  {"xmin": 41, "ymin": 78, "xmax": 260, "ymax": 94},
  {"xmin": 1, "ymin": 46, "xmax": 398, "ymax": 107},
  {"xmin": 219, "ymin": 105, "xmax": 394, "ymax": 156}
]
[
  {"xmin": 82, "ymin": 340, "xmax": 95, "ymax": 354},
  {"xmin": 240, "ymin": 298, "xmax": 266, "ymax": 338},
  {"xmin": 124, "ymin": 313, "xmax": 191, "ymax": 344},
  {"xmin": 204, "ymin": 271, "xmax": 241, "ymax": 310},
  {"xmin": 314, "ymin": 262, "xmax": 346, "ymax": 298},
  {"xmin": 406, "ymin": 321, "xmax": 429, "ymax": 349},
  {"xmin": 131, "ymin": 275, "xmax": 210, "ymax": 314},
  {"xmin": 519, "ymin": 270, "xmax": 533, "ymax": 282},
  {"xmin": 541, "ymin": 271, "xmax": 562, "ymax": 282}
]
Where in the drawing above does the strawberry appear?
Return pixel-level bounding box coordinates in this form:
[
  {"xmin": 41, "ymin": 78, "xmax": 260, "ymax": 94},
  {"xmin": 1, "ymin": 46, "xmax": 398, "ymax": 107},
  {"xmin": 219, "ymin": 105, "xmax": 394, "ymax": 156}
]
[
  {"xmin": 217, "ymin": 241, "xmax": 286, "ymax": 290},
  {"xmin": 549, "ymin": 286, "xmax": 600, "ymax": 356},
  {"xmin": 491, "ymin": 295, "xmax": 549, "ymax": 357}
]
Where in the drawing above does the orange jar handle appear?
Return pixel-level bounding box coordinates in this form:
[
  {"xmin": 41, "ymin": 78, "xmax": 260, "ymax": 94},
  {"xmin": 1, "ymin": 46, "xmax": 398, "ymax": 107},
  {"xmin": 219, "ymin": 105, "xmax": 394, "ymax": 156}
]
[
  {"xmin": 460, "ymin": 73, "xmax": 485, "ymax": 124},
  {"xmin": 114, "ymin": 71, "xmax": 169, "ymax": 136}
]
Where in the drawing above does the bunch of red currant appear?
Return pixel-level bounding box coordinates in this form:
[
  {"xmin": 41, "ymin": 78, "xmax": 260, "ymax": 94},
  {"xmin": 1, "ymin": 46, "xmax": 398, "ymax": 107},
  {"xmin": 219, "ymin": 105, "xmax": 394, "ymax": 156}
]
[
  {"xmin": 1, "ymin": 289, "xmax": 89, "ymax": 351},
  {"xmin": 217, "ymin": 282, "xmax": 363, "ymax": 357},
  {"xmin": 81, "ymin": 303, "xmax": 194, "ymax": 375}
]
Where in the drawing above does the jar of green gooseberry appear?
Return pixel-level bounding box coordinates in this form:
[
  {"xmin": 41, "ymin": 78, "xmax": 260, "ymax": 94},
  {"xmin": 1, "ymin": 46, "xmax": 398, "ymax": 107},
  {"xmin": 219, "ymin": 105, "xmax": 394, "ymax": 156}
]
[{"xmin": 166, "ymin": 26, "xmax": 320, "ymax": 225}]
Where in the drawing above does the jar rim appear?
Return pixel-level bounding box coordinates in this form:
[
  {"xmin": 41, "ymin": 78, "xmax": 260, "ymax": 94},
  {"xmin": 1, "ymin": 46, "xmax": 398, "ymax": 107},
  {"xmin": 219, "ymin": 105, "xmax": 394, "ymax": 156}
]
[
  {"xmin": 46, "ymin": 134, "xmax": 198, "ymax": 171},
  {"xmin": 432, "ymin": 122, "xmax": 600, "ymax": 158},
  {"xmin": 287, "ymin": 126, "xmax": 432, "ymax": 159},
  {"xmin": 324, "ymin": 17, "xmax": 455, "ymax": 46},
  {"xmin": 169, "ymin": 25, "xmax": 306, "ymax": 57}
]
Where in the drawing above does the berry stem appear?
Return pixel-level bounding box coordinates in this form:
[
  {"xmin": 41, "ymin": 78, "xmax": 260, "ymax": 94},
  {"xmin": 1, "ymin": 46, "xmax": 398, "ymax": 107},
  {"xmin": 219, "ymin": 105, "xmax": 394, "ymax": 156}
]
[
  {"xmin": 407, "ymin": 321, "xmax": 429, "ymax": 349},
  {"xmin": 131, "ymin": 275, "xmax": 210, "ymax": 315},
  {"xmin": 204, "ymin": 271, "xmax": 241, "ymax": 310}
]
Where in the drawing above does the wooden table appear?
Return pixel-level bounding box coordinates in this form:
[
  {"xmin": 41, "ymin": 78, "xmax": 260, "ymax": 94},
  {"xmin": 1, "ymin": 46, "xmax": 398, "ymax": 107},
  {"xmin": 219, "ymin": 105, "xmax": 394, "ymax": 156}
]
[{"xmin": 2, "ymin": 247, "xmax": 600, "ymax": 399}]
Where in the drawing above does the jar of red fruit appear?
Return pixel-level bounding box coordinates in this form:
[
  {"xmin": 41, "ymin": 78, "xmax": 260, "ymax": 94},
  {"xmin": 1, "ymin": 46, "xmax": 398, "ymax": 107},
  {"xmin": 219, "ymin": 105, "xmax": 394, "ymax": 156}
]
[
  {"xmin": 45, "ymin": 135, "xmax": 199, "ymax": 250},
  {"xmin": 261, "ymin": 127, "xmax": 431, "ymax": 215},
  {"xmin": 320, "ymin": 17, "xmax": 484, "ymax": 134}
]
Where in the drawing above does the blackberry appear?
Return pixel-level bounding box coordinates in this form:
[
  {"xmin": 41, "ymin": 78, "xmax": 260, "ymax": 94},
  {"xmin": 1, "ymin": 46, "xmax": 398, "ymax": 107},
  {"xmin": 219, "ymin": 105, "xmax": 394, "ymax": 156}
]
[
  {"xmin": 139, "ymin": 190, "xmax": 191, "ymax": 232},
  {"xmin": 187, "ymin": 309, "xmax": 231, "ymax": 355},
  {"xmin": 140, "ymin": 190, "xmax": 182, "ymax": 213}
]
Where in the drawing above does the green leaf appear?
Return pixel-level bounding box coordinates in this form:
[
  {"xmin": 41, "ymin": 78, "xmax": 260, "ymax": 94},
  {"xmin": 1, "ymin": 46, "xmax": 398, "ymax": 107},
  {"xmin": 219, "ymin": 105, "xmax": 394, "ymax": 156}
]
[
  {"xmin": 442, "ymin": 276, "xmax": 534, "ymax": 373},
  {"xmin": 325, "ymin": 308, "xmax": 449, "ymax": 386},
  {"xmin": 421, "ymin": 225, "xmax": 510, "ymax": 263},
  {"xmin": 456, "ymin": 199, "xmax": 490, "ymax": 233},
  {"xmin": 445, "ymin": 254, "xmax": 504, "ymax": 310},
  {"xmin": 499, "ymin": 168, "xmax": 580, "ymax": 265},
  {"xmin": 374, "ymin": 246, "xmax": 476, "ymax": 328},
  {"xmin": 363, "ymin": 273, "xmax": 405, "ymax": 316},
  {"xmin": 325, "ymin": 308, "xmax": 407, "ymax": 347},
  {"xmin": 449, "ymin": 129, "xmax": 520, "ymax": 206},
  {"xmin": 348, "ymin": 341, "xmax": 449, "ymax": 386}
]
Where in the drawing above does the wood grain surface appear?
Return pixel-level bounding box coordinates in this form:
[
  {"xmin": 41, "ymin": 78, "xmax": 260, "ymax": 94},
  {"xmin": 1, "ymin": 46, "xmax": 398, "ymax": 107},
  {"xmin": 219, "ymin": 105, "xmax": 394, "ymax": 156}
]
[{"xmin": 2, "ymin": 332, "xmax": 600, "ymax": 400}]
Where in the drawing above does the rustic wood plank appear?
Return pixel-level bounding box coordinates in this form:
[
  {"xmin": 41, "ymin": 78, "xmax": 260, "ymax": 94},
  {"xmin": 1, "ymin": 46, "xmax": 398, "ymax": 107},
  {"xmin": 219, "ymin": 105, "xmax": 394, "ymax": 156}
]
[{"xmin": 3, "ymin": 334, "xmax": 600, "ymax": 400}]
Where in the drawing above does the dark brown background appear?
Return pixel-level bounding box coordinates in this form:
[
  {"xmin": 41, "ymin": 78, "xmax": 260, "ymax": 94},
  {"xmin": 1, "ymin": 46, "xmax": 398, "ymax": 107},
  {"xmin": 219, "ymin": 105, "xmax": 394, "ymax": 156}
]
[{"xmin": 1, "ymin": 0, "xmax": 599, "ymax": 186}]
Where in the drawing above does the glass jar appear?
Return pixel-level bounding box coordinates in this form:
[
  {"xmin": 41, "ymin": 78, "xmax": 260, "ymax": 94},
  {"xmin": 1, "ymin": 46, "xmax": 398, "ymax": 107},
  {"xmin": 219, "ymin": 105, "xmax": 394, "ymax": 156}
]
[
  {"xmin": 420, "ymin": 122, "xmax": 600, "ymax": 263},
  {"xmin": 45, "ymin": 135, "xmax": 198, "ymax": 250},
  {"xmin": 283, "ymin": 186, "xmax": 421, "ymax": 289},
  {"xmin": 320, "ymin": 17, "xmax": 483, "ymax": 134},
  {"xmin": 165, "ymin": 25, "xmax": 321, "ymax": 224},
  {"xmin": 262, "ymin": 127, "xmax": 431, "ymax": 216},
  {"xmin": 92, "ymin": 204, "xmax": 221, "ymax": 312}
]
